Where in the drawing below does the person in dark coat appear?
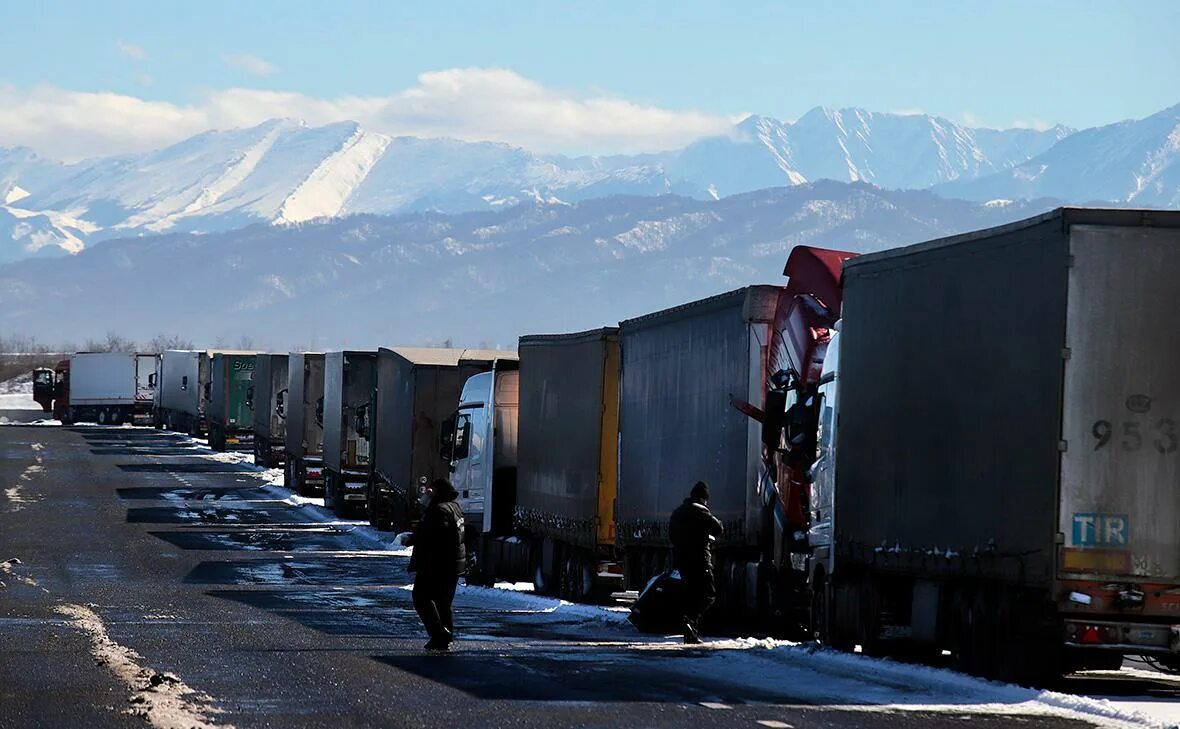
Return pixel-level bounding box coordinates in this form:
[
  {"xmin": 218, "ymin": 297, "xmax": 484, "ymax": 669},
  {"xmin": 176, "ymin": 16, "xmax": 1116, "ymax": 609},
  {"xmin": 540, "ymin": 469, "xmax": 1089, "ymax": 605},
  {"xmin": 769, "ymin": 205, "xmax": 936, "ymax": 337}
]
[
  {"xmin": 668, "ymin": 481, "xmax": 723, "ymax": 644},
  {"xmin": 407, "ymin": 478, "xmax": 466, "ymax": 651}
]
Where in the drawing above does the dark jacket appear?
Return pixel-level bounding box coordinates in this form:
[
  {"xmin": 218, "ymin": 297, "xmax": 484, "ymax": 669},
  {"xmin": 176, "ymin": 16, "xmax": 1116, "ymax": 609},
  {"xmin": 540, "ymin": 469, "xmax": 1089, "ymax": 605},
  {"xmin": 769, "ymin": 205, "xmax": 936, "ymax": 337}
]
[
  {"xmin": 408, "ymin": 490, "xmax": 466, "ymax": 576},
  {"xmin": 668, "ymin": 497, "xmax": 723, "ymax": 574}
]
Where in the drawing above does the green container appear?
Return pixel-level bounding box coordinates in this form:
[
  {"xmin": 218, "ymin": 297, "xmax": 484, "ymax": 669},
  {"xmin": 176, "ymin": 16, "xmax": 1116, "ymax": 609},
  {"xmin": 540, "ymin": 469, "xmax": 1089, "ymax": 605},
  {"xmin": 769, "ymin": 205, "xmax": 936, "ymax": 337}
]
[{"xmin": 209, "ymin": 353, "xmax": 256, "ymax": 433}]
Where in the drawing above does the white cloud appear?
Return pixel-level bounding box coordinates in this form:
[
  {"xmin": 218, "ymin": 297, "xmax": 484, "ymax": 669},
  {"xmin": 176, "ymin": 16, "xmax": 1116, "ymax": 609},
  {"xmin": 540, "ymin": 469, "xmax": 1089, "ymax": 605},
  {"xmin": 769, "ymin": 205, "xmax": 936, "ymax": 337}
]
[
  {"xmin": 1008, "ymin": 118, "xmax": 1054, "ymax": 131},
  {"xmin": 223, "ymin": 53, "xmax": 279, "ymax": 77},
  {"xmin": 116, "ymin": 41, "xmax": 146, "ymax": 60},
  {"xmin": 0, "ymin": 68, "xmax": 738, "ymax": 161}
]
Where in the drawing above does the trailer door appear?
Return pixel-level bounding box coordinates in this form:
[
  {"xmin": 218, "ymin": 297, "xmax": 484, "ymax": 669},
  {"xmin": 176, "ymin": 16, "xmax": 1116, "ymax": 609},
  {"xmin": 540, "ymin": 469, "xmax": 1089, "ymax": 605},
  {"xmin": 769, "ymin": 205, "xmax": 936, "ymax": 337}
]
[{"xmin": 1060, "ymin": 225, "xmax": 1180, "ymax": 581}]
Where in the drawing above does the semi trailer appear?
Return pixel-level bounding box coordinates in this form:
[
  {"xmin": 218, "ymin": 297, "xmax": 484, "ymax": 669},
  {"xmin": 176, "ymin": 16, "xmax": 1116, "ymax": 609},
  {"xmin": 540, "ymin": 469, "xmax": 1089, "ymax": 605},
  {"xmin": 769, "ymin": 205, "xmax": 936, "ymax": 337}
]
[
  {"xmin": 808, "ymin": 208, "xmax": 1180, "ymax": 683},
  {"xmin": 207, "ymin": 353, "xmax": 256, "ymax": 451},
  {"xmin": 285, "ymin": 352, "xmax": 326, "ymax": 497},
  {"xmin": 367, "ymin": 348, "xmax": 511, "ymax": 532},
  {"xmin": 253, "ymin": 354, "xmax": 289, "ymax": 468},
  {"xmin": 322, "ymin": 351, "xmax": 377, "ymax": 516},
  {"xmin": 615, "ymin": 286, "xmax": 794, "ymax": 618},
  {"xmin": 467, "ymin": 329, "xmax": 623, "ymax": 602}
]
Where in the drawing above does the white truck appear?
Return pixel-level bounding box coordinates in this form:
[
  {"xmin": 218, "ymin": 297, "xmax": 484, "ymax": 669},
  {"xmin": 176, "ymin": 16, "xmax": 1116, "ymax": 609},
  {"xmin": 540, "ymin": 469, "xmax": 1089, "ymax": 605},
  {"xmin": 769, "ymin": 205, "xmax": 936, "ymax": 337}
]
[
  {"xmin": 60, "ymin": 352, "xmax": 154, "ymax": 425},
  {"xmin": 444, "ymin": 359, "xmax": 520, "ymax": 561}
]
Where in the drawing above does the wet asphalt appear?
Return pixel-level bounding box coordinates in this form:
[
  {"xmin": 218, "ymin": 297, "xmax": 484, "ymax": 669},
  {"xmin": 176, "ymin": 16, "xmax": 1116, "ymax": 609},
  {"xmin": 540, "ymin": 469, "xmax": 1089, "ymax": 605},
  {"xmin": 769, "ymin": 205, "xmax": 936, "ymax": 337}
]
[{"xmin": 0, "ymin": 425, "xmax": 1165, "ymax": 728}]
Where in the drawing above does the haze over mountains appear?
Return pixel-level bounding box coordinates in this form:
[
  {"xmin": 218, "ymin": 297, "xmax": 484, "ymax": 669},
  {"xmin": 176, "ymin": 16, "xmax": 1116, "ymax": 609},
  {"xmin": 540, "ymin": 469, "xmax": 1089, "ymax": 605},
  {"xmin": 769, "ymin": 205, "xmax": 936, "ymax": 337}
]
[
  {"xmin": 16, "ymin": 101, "xmax": 1180, "ymax": 263},
  {"xmin": 0, "ymin": 182, "xmax": 1060, "ymax": 347}
]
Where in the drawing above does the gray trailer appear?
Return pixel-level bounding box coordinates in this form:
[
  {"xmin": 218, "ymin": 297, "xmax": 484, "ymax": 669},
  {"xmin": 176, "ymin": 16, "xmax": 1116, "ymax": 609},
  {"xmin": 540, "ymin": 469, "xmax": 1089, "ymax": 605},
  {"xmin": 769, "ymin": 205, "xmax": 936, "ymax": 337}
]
[
  {"xmin": 473, "ymin": 329, "xmax": 622, "ymax": 601},
  {"xmin": 617, "ymin": 286, "xmax": 783, "ymax": 601},
  {"xmin": 322, "ymin": 351, "xmax": 377, "ymax": 516},
  {"xmin": 157, "ymin": 350, "xmax": 208, "ymax": 435},
  {"xmin": 253, "ymin": 354, "xmax": 289, "ymax": 468},
  {"xmin": 285, "ymin": 352, "xmax": 325, "ymax": 496},
  {"xmin": 367, "ymin": 348, "xmax": 506, "ymax": 532},
  {"xmin": 819, "ymin": 207, "xmax": 1180, "ymax": 682}
]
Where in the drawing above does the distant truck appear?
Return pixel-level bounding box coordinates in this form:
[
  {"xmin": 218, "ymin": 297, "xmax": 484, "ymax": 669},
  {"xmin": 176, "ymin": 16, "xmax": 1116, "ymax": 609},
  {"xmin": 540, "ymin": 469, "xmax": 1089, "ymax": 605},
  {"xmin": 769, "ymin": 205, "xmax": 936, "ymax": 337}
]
[
  {"xmin": 808, "ymin": 208, "xmax": 1180, "ymax": 683},
  {"xmin": 207, "ymin": 353, "xmax": 256, "ymax": 451},
  {"xmin": 285, "ymin": 352, "xmax": 326, "ymax": 496},
  {"xmin": 322, "ymin": 351, "xmax": 377, "ymax": 516},
  {"xmin": 157, "ymin": 350, "xmax": 209, "ymax": 435},
  {"xmin": 252, "ymin": 354, "xmax": 289, "ymax": 468},
  {"xmin": 467, "ymin": 329, "xmax": 623, "ymax": 602},
  {"xmin": 367, "ymin": 348, "xmax": 509, "ymax": 532},
  {"xmin": 46, "ymin": 352, "xmax": 157, "ymax": 425}
]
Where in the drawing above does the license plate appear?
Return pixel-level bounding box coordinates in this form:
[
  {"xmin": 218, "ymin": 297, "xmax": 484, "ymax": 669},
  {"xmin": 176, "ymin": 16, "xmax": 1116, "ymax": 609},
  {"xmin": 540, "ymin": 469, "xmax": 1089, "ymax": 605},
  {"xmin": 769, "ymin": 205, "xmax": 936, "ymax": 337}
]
[
  {"xmin": 344, "ymin": 494, "xmax": 366, "ymax": 501},
  {"xmin": 226, "ymin": 437, "xmax": 239, "ymax": 444}
]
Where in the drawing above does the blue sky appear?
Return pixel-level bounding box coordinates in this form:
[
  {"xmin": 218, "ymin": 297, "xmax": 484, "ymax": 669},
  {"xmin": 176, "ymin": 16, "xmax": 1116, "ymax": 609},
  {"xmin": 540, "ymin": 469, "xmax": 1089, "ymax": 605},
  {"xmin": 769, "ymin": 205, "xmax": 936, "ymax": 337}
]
[{"xmin": 1, "ymin": 1, "xmax": 1177, "ymax": 159}]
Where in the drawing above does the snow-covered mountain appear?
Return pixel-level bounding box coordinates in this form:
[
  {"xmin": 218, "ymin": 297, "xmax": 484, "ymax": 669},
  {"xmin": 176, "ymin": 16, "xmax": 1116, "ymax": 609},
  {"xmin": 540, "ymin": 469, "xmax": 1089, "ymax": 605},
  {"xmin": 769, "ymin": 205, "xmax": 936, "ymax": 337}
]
[
  {"xmin": 0, "ymin": 106, "xmax": 1087, "ymax": 263},
  {"xmin": 937, "ymin": 104, "xmax": 1180, "ymax": 207},
  {"xmin": 0, "ymin": 181, "xmax": 1060, "ymax": 347},
  {"xmin": 660, "ymin": 109, "xmax": 1071, "ymax": 197}
]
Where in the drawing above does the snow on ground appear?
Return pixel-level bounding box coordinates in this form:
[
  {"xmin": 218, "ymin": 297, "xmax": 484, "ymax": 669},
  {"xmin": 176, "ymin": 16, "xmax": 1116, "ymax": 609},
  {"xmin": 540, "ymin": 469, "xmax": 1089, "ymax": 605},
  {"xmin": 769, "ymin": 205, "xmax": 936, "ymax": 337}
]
[
  {"xmin": 116, "ymin": 428, "xmax": 1180, "ymax": 727},
  {"xmin": 0, "ymin": 374, "xmax": 43, "ymax": 410}
]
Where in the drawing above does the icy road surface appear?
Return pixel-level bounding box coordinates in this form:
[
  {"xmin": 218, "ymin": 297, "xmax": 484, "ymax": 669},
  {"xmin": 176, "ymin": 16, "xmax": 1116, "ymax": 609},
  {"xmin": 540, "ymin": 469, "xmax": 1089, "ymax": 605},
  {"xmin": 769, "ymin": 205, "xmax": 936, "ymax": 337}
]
[{"xmin": 1, "ymin": 424, "xmax": 1177, "ymax": 729}]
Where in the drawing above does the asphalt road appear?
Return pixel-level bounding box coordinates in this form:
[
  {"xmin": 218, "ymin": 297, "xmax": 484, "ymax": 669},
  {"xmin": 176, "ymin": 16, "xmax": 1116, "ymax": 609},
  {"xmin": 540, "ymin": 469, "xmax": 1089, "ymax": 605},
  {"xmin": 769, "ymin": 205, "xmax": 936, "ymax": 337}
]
[{"xmin": 0, "ymin": 425, "xmax": 1172, "ymax": 729}]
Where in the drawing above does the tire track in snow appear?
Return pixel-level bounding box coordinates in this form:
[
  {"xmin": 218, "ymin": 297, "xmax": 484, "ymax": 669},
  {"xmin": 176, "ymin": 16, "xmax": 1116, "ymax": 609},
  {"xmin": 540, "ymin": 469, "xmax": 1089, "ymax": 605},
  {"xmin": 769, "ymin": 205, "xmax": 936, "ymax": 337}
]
[
  {"xmin": 55, "ymin": 603, "xmax": 233, "ymax": 729},
  {"xmin": 4, "ymin": 441, "xmax": 44, "ymax": 512}
]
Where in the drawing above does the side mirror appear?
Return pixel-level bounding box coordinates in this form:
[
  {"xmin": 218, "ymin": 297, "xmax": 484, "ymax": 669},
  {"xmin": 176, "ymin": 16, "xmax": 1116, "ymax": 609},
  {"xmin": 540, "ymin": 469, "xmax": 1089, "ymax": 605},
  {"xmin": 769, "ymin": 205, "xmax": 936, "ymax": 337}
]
[
  {"xmin": 275, "ymin": 389, "xmax": 287, "ymax": 419},
  {"xmin": 355, "ymin": 403, "xmax": 370, "ymax": 439},
  {"xmin": 762, "ymin": 389, "xmax": 787, "ymax": 449},
  {"xmin": 147, "ymin": 373, "xmax": 157, "ymax": 388},
  {"xmin": 245, "ymin": 386, "xmax": 255, "ymax": 410},
  {"xmin": 181, "ymin": 375, "xmax": 189, "ymax": 391},
  {"xmin": 314, "ymin": 397, "xmax": 324, "ymax": 427},
  {"xmin": 439, "ymin": 412, "xmax": 457, "ymax": 460}
]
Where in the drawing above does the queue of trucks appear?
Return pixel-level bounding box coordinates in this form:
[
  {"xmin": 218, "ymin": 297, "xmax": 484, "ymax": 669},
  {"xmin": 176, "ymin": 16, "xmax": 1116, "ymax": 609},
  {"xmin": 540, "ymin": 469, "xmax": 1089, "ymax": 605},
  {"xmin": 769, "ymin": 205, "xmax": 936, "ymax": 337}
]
[{"xmin": 29, "ymin": 208, "xmax": 1180, "ymax": 684}]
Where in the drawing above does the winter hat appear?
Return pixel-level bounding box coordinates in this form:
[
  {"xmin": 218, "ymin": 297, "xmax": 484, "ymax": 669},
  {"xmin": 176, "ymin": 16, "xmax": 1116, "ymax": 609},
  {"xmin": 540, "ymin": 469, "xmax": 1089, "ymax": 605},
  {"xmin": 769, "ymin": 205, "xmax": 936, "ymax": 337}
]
[
  {"xmin": 690, "ymin": 481, "xmax": 710, "ymax": 501},
  {"xmin": 431, "ymin": 478, "xmax": 459, "ymax": 501}
]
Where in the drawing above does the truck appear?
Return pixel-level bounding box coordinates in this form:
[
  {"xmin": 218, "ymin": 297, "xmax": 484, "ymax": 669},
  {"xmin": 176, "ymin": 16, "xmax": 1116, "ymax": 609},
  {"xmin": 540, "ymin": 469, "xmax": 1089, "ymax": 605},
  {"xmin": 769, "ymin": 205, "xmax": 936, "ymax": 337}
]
[
  {"xmin": 52, "ymin": 352, "xmax": 151, "ymax": 425},
  {"xmin": 367, "ymin": 348, "xmax": 511, "ymax": 532},
  {"xmin": 253, "ymin": 354, "xmax": 289, "ymax": 468},
  {"xmin": 322, "ymin": 351, "xmax": 377, "ymax": 516},
  {"xmin": 285, "ymin": 352, "xmax": 325, "ymax": 497},
  {"xmin": 207, "ymin": 353, "xmax": 257, "ymax": 451},
  {"xmin": 467, "ymin": 329, "xmax": 623, "ymax": 602},
  {"xmin": 615, "ymin": 285, "xmax": 802, "ymax": 620},
  {"xmin": 446, "ymin": 358, "xmax": 520, "ymax": 579},
  {"xmin": 808, "ymin": 208, "xmax": 1180, "ymax": 683},
  {"xmin": 157, "ymin": 350, "xmax": 209, "ymax": 435}
]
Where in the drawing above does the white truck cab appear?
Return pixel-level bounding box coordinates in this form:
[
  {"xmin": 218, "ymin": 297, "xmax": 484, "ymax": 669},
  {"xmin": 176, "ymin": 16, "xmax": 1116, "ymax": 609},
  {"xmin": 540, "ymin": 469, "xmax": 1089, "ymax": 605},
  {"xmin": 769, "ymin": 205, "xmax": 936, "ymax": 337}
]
[
  {"xmin": 808, "ymin": 328, "xmax": 840, "ymax": 565},
  {"xmin": 446, "ymin": 364, "xmax": 519, "ymax": 539}
]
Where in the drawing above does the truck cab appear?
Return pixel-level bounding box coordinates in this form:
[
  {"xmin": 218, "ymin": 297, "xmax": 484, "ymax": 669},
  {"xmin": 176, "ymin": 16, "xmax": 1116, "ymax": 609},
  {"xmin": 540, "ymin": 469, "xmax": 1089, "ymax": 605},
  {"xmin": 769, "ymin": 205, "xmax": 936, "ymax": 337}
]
[
  {"xmin": 32, "ymin": 368, "xmax": 54, "ymax": 412},
  {"xmin": 808, "ymin": 329, "xmax": 840, "ymax": 572},
  {"xmin": 445, "ymin": 363, "xmax": 519, "ymax": 545}
]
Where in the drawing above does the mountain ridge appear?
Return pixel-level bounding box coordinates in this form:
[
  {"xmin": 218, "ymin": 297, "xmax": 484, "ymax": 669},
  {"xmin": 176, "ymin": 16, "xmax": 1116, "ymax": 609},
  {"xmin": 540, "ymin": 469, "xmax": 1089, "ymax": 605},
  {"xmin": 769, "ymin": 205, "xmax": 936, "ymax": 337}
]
[{"xmin": 0, "ymin": 105, "xmax": 1083, "ymax": 263}]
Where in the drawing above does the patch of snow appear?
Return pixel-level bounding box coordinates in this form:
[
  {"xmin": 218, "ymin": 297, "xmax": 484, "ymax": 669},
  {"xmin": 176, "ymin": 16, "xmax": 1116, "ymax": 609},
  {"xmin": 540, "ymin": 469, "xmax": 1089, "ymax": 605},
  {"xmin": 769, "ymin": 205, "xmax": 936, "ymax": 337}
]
[
  {"xmin": 277, "ymin": 128, "xmax": 391, "ymax": 224},
  {"xmin": 0, "ymin": 375, "xmax": 43, "ymax": 411},
  {"xmin": 56, "ymin": 603, "xmax": 227, "ymax": 729},
  {"xmin": 4, "ymin": 185, "xmax": 30, "ymax": 205}
]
